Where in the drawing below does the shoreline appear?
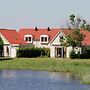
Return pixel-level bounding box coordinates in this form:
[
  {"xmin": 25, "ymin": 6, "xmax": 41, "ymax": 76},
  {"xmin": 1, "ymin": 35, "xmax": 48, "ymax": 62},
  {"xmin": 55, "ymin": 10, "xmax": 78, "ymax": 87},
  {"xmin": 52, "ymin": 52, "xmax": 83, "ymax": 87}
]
[{"xmin": 0, "ymin": 58, "xmax": 90, "ymax": 84}]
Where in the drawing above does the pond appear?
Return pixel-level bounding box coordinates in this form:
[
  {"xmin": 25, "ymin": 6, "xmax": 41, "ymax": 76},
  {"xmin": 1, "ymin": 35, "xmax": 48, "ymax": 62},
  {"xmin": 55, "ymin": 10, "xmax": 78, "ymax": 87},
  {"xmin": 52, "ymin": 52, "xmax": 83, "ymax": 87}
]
[{"xmin": 0, "ymin": 70, "xmax": 90, "ymax": 90}]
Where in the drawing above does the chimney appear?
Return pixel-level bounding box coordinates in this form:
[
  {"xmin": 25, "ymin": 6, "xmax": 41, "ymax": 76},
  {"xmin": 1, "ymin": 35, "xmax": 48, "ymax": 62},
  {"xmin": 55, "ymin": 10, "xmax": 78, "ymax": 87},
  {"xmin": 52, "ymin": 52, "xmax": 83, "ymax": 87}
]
[
  {"xmin": 35, "ymin": 27, "xmax": 38, "ymax": 31},
  {"xmin": 47, "ymin": 27, "xmax": 50, "ymax": 31}
]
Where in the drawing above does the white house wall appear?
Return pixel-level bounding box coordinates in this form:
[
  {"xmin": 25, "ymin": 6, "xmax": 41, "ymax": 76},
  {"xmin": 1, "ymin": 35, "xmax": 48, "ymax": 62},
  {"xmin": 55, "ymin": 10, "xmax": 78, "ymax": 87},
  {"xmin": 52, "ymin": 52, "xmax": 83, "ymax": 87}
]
[
  {"xmin": 66, "ymin": 47, "xmax": 72, "ymax": 58},
  {"xmin": 33, "ymin": 41, "xmax": 50, "ymax": 48},
  {"xmin": 50, "ymin": 46, "xmax": 55, "ymax": 57},
  {"xmin": 10, "ymin": 45, "xmax": 19, "ymax": 57},
  {"xmin": 3, "ymin": 45, "xmax": 11, "ymax": 57}
]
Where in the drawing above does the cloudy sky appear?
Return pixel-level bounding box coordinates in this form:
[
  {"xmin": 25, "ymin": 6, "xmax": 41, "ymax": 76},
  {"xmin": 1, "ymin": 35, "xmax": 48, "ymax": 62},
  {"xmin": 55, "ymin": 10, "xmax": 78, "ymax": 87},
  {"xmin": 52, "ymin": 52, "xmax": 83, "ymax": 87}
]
[{"xmin": 0, "ymin": 0, "xmax": 90, "ymax": 30}]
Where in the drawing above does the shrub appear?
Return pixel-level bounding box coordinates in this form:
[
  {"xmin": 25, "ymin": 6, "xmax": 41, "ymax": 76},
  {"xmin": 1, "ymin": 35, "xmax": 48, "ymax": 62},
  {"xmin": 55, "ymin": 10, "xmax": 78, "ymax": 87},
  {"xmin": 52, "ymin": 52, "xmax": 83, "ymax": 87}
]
[
  {"xmin": 17, "ymin": 47, "xmax": 50, "ymax": 58},
  {"xmin": 77, "ymin": 51, "xmax": 81, "ymax": 59},
  {"xmin": 69, "ymin": 50, "xmax": 77, "ymax": 59}
]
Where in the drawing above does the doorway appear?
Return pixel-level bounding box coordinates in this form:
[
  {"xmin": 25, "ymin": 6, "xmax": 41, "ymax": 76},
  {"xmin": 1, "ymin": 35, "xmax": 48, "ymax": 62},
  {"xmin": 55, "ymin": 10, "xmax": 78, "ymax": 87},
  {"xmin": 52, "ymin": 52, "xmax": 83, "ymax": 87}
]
[{"xmin": 55, "ymin": 47, "xmax": 65, "ymax": 58}]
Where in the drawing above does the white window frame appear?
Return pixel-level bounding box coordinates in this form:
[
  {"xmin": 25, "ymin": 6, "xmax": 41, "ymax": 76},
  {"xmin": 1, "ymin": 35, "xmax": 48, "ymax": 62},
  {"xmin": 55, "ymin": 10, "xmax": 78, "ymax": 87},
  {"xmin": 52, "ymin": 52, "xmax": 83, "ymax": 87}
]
[
  {"xmin": 24, "ymin": 35, "xmax": 33, "ymax": 43},
  {"xmin": 40, "ymin": 35, "xmax": 48, "ymax": 43}
]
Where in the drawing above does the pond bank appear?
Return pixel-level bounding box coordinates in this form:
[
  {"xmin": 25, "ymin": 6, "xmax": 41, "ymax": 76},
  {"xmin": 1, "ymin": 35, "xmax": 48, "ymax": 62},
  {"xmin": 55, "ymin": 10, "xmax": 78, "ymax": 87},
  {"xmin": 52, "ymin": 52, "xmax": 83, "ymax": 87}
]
[{"xmin": 0, "ymin": 58, "xmax": 90, "ymax": 84}]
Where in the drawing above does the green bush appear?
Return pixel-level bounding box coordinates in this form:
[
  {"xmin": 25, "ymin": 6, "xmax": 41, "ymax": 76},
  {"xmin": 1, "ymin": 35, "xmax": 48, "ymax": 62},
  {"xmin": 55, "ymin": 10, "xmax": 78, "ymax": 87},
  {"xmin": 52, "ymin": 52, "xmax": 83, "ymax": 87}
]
[
  {"xmin": 69, "ymin": 50, "xmax": 90, "ymax": 59},
  {"xmin": 69, "ymin": 50, "xmax": 77, "ymax": 59},
  {"xmin": 17, "ymin": 47, "xmax": 50, "ymax": 58}
]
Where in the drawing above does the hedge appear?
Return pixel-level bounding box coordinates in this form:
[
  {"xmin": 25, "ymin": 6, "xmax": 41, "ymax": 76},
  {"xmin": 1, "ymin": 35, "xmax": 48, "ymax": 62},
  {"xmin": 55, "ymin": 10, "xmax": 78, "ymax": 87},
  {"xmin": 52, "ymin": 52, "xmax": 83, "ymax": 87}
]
[
  {"xmin": 17, "ymin": 47, "xmax": 50, "ymax": 58},
  {"xmin": 70, "ymin": 50, "xmax": 90, "ymax": 59}
]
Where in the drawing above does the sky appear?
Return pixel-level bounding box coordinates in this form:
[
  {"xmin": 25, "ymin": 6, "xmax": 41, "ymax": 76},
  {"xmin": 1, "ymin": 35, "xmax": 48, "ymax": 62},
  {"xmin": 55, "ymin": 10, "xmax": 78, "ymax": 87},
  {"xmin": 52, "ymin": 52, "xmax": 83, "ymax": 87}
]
[{"xmin": 0, "ymin": 0, "xmax": 90, "ymax": 30}]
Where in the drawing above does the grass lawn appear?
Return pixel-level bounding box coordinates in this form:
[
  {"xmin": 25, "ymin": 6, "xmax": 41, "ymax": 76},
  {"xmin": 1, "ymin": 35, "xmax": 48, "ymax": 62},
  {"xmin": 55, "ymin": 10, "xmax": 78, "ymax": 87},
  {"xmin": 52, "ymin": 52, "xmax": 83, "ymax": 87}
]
[
  {"xmin": 0, "ymin": 58, "xmax": 90, "ymax": 73},
  {"xmin": 0, "ymin": 58, "xmax": 90, "ymax": 84}
]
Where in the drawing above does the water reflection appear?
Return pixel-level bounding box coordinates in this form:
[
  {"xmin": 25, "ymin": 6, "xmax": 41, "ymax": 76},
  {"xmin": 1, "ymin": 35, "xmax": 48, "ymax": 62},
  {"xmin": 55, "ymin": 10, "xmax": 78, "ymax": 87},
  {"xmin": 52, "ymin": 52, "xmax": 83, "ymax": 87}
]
[
  {"xmin": 48, "ymin": 72, "xmax": 80, "ymax": 81},
  {"xmin": 2, "ymin": 70, "xmax": 16, "ymax": 78},
  {"xmin": 0, "ymin": 70, "xmax": 80, "ymax": 80},
  {"xmin": 0, "ymin": 70, "xmax": 89, "ymax": 90}
]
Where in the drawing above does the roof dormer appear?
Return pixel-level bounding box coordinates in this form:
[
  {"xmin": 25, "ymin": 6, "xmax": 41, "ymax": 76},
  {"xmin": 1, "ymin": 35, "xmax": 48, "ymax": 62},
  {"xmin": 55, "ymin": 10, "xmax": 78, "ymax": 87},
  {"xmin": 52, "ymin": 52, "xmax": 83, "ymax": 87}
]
[
  {"xmin": 24, "ymin": 35, "xmax": 33, "ymax": 43},
  {"xmin": 40, "ymin": 35, "xmax": 49, "ymax": 44}
]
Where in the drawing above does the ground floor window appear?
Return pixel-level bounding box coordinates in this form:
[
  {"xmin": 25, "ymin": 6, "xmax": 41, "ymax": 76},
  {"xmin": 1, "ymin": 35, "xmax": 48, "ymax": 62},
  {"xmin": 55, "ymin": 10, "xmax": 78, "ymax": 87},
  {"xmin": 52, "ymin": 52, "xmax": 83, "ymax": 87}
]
[{"xmin": 6, "ymin": 46, "xmax": 9, "ymax": 55}]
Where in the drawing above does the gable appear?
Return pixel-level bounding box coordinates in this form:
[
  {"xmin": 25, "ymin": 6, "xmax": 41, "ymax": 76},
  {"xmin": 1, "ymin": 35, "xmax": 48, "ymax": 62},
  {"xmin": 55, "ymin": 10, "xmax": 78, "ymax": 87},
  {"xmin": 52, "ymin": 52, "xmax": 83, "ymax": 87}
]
[
  {"xmin": 0, "ymin": 33, "xmax": 10, "ymax": 44},
  {"xmin": 51, "ymin": 31, "xmax": 66, "ymax": 45}
]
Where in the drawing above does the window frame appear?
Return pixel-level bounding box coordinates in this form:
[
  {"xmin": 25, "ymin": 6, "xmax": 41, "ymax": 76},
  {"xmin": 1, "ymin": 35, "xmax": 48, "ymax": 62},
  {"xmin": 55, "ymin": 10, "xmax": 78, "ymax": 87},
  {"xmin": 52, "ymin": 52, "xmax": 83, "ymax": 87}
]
[
  {"xmin": 24, "ymin": 35, "xmax": 33, "ymax": 43},
  {"xmin": 40, "ymin": 35, "xmax": 48, "ymax": 43}
]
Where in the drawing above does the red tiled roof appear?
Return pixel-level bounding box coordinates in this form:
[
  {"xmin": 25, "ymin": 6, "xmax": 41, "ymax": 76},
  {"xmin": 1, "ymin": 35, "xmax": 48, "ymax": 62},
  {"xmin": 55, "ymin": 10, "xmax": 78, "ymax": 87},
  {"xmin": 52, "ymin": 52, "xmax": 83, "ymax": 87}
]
[
  {"xmin": 81, "ymin": 30, "xmax": 90, "ymax": 46},
  {"xmin": 0, "ymin": 29, "xmax": 26, "ymax": 44},
  {"xmin": 19, "ymin": 28, "xmax": 60, "ymax": 42},
  {"xmin": 62, "ymin": 29, "xmax": 90, "ymax": 46},
  {"xmin": 1, "ymin": 28, "xmax": 90, "ymax": 46}
]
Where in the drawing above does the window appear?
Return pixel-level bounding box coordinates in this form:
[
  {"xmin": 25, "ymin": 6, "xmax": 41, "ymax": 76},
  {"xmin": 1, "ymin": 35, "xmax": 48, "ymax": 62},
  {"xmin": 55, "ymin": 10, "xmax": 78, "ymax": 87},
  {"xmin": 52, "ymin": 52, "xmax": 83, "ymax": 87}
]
[
  {"xmin": 41, "ymin": 37, "xmax": 44, "ymax": 42},
  {"xmin": 41, "ymin": 37, "xmax": 48, "ymax": 42},
  {"xmin": 45, "ymin": 37, "xmax": 47, "ymax": 42},
  {"xmin": 24, "ymin": 35, "xmax": 32, "ymax": 43},
  {"xmin": 40, "ymin": 35, "xmax": 48, "ymax": 43},
  {"xmin": 60, "ymin": 37, "xmax": 63, "ymax": 42},
  {"xmin": 6, "ymin": 46, "xmax": 9, "ymax": 55},
  {"xmin": 29, "ymin": 37, "xmax": 31, "ymax": 41},
  {"xmin": 25, "ymin": 37, "xmax": 31, "ymax": 42},
  {"xmin": 25, "ymin": 37, "xmax": 28, "ymax": 41}
]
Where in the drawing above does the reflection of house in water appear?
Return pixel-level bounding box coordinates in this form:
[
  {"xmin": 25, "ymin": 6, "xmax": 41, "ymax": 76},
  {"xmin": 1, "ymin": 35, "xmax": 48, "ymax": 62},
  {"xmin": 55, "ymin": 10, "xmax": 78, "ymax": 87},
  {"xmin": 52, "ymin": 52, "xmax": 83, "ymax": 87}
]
[{"xmin": 2, "ymin": 70, "xmax": 16, "ymax": 78}]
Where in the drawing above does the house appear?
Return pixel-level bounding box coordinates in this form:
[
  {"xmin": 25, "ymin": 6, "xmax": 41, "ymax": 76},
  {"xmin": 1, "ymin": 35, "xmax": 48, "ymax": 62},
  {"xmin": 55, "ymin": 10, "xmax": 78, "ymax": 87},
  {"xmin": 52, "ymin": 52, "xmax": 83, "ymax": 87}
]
[
  {"xmin": 0, "ymin": 29, "xmax": 25, "ymax": 57},
  {"xmin": 18, "ymin": 28, "xmax": 90, "ymax": 58},
  {"xmin": 19, "ymin": 27, "xmax": 65, "ymax": 58},
  {"xmin": 0, "ymin": 28, "xmax": 90, "ymax": 58}
]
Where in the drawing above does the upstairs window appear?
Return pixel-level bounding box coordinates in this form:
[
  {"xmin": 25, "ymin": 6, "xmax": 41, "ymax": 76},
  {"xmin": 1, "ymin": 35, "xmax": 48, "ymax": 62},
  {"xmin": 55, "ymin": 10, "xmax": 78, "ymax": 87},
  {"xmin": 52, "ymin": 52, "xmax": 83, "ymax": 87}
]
[
  {"xmin": 45, "ymin": 37, "xmax": 47, "ymax": 42},
  {"xmin": 40, "ymin": 35, "xmax": 48, "ymax": 43},
  {"xmin": 60, "ymin": 37, "xmax": 63, "ymax": 42},
  {"xmin": 25, "ymin": 37, "xmax": 31, "ymax": 42},
  {"xmin": 41, "ymin": 37, "xmax": 44, "ymax": 42},
  {"xmin": 24, "ymin": 35, "xmax": 32, "ymax": 43}
]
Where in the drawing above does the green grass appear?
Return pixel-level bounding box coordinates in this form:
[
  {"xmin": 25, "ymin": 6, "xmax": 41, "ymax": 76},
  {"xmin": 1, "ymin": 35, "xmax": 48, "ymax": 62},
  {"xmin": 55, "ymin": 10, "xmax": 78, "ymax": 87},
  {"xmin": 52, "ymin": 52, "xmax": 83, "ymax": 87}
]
[
  {"xmin": 0, "ymin": 58, "xmax": 90, "ymax": 84},
  {"xmin": 0, "ymin": 58, "xmax": 90, "ymax": 73}
]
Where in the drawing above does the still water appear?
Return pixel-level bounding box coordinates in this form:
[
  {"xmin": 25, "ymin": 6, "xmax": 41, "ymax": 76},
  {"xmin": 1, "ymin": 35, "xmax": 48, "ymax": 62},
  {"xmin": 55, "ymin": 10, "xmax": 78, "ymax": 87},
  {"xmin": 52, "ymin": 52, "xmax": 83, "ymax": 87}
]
[{"xmin": 0, "ymin": 70, "xmax": 90, "ymax": 90}]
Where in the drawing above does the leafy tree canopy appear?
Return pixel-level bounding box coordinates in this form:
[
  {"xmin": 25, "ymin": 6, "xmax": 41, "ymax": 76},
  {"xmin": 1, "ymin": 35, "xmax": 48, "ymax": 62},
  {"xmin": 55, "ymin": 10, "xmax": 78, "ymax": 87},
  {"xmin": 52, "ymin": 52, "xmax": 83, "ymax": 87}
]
[
  {"xmin": 66, "ymin": 14, "xmax": 85, "ymax": 48},
  {"xmin": 67, "ymin": 29, "xmax": 85, "ymax": 48}
]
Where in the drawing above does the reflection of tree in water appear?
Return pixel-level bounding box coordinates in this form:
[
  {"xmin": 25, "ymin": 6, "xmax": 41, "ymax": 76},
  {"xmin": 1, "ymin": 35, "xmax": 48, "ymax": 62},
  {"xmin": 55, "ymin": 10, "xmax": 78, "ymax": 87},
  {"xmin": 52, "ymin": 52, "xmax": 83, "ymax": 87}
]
[
  {"xmin": 81, "ymin": 74, "xmax": 90, "ymax": 84},
  {"xmin": 48, "ymin": 72, "xmax": 80, "ymax": 81},
  {"xmin": 59, "ymin": 72, "xmax": 80, "ymax": 81},
  {"xmin": 66, "ymin": 73, "xmax": 80, "ymax": 81}
]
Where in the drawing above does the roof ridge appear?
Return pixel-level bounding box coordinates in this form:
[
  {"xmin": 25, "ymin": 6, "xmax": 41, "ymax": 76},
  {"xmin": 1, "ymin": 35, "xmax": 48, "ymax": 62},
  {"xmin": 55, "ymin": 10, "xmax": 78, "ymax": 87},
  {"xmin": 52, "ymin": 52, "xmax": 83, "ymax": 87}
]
[
  {"xmin": 0, "ymin": 29, "xmax": 16, "ymax": 31},
  {"xmin": 20, "ymin": 28, "xmax": 60, "ymax": 30}
]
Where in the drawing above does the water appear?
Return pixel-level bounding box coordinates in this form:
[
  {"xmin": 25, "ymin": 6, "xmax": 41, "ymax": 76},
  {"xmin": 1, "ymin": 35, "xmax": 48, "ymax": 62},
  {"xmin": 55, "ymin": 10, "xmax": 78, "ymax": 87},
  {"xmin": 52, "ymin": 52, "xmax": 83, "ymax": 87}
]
[{"xmin": 0, "ymin": 70, "xmax": 90, "ymax": 90}]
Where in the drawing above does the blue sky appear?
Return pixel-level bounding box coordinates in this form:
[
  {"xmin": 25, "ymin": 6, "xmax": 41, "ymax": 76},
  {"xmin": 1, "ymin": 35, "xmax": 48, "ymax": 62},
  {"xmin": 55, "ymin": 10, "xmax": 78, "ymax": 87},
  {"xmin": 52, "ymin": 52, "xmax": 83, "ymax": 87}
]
[{"xmin": 0, "ymin": 0, "xmax": 90, "ymax": 30}]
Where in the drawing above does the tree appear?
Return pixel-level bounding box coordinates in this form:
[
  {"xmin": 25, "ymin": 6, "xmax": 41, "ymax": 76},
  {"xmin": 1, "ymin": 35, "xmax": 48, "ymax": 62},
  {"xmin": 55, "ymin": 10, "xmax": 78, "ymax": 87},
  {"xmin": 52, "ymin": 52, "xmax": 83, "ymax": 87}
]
[
  {"xmin": 68, "ymin": 14, "xmax": 90, "ymax": 31},
  {"xmin": 69, "ymin": 14, "xmax": 81, "ymax": 29},
  {"xmin": 66, "ymin": 14, "xmax": 85, "ymax": 49},
  {"xmin": 0, "ymin": 37, "xmax": 4, "ymax": 57},
  {"xmin": 67, "ymin": 29, "xmax": 85, "ymax": 49}
]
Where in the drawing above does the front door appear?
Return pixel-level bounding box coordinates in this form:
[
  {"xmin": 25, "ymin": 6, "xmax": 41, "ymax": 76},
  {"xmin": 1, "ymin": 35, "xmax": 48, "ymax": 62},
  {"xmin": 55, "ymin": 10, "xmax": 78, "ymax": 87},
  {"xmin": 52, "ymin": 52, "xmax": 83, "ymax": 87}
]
[{"xmin": 55, "ymin": 47, "xmax": 64, "ymax": 58}]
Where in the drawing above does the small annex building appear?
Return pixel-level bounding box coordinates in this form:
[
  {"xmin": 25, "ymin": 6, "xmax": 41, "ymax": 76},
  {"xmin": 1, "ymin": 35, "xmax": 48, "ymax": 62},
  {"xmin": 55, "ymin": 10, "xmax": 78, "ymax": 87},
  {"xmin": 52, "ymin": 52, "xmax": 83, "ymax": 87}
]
[{"xmin": 0, "ymin": 29, "xmax": 25, "ymax": 57}]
